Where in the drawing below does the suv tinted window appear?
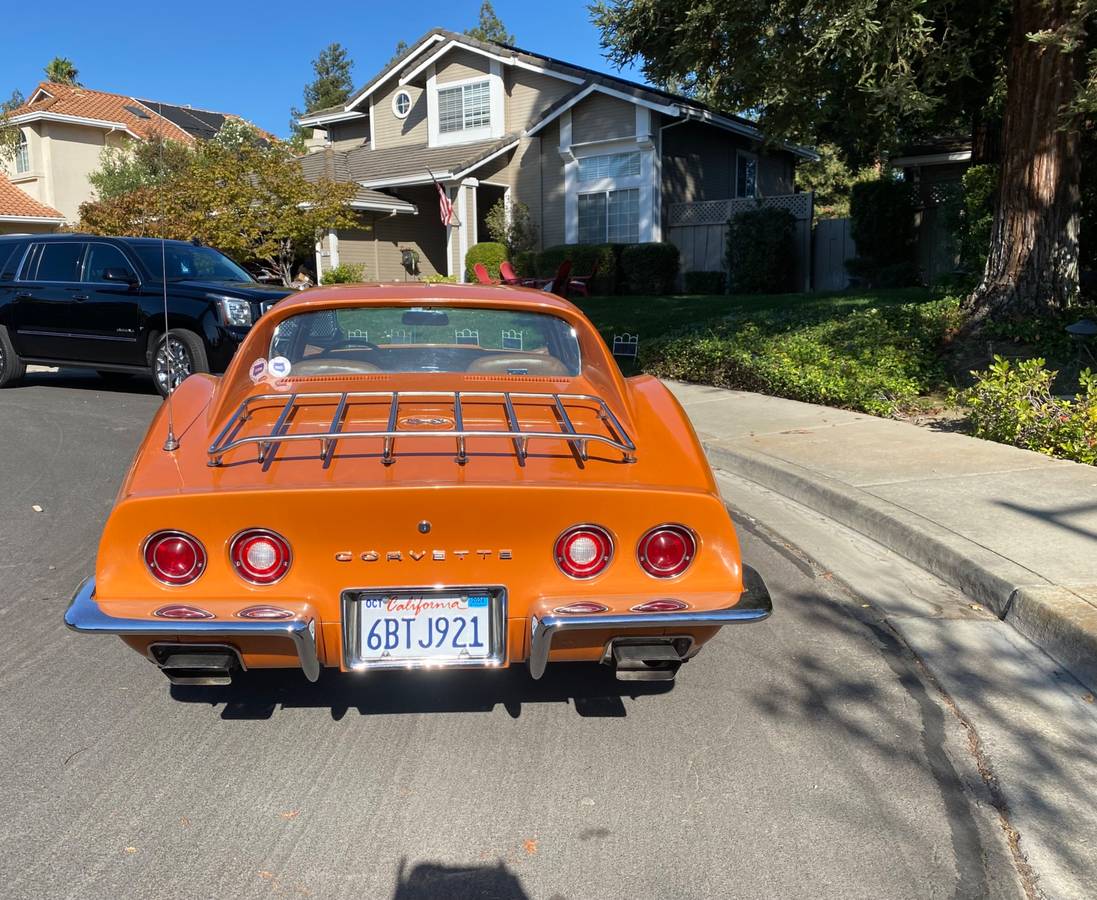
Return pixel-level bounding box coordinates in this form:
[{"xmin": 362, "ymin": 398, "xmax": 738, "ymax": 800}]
[
  {"xmin": 32, "ymin": 242, "xmax": 86, "ymax": 282},
  {"xmin": 83, "ymin": 243, "xmax": 137, "ymax": 283},
  {"xmin": 0, "ymin": 244, "xmax": 24, "ymax": 281}
]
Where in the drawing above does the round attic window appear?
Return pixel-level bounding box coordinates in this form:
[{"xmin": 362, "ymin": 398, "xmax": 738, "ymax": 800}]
[{"xmin": 392, "ymin": 91, "xmax": 412, "ymax": 119}]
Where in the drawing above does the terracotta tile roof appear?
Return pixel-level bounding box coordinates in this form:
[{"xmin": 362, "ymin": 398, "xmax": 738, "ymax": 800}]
[
  {"xmin": 8, "ymin": 82, "xmax": 259, "ymax": 144},
  {"xmin": 0, "ymin": 174, "xmax": 64, "ymax": 220}
]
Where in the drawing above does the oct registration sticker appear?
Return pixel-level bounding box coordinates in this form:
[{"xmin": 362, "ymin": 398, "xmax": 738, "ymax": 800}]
[{"xmin": 269, "ymin": 356, "xmax": 292, "ymax": 379}]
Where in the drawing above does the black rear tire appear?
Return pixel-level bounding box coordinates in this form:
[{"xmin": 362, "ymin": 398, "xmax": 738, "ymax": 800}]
[
  {"xmin": 0, "ymin": 325, "xmax": 27, "ymax": 389},
  {"xmin": 151, "ymin": 329, "xmax": 209, "ymax": 398}
]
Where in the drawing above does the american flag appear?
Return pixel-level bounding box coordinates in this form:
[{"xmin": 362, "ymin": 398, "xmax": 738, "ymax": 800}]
[{"xmin": 433, "ymin": 176, "xmax": 455, "ymax": 227}]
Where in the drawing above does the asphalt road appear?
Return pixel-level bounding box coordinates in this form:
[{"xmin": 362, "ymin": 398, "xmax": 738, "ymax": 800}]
[{"xmin": 0, "ymin": 370, "xmax": 1023, "ymax": 900}]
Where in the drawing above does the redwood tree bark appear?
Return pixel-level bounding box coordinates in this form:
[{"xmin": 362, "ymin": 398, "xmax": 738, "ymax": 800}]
[{"xmin": 964, "ymin": 0, "xmax": 1084, "ymax": 327}]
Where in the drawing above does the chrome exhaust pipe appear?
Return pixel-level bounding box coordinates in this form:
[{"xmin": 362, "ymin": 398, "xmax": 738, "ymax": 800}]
[
  {"xmin": 150, "ymin": 643, "xmax": 241, "ymax": 686},
  {"xmin": 610, "ymin": 641, "xmax": 683, "ymax": 682}
]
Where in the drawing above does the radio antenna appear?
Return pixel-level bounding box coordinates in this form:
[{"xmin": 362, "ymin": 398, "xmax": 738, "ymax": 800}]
[{"xmin": 157, "ymin": 102, "xmax": 179, "ymax": 452}]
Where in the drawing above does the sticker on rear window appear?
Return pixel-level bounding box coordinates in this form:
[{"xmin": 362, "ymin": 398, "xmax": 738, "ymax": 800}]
[
  {"xmin": 249, "ymin": 358, "xmax": 267, "ymax": 383},
  {"xmin": 269, "ymin": 356, "xmax": 292, "ymax": 379}
]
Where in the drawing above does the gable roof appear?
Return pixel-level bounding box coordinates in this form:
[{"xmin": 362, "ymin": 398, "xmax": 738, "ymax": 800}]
[
  {"xmin": 0, "ymin": 174, "xmax": 65, "ymax": 221},
  {"xmin": 7, "ymin": 82, "xmax": 260, "ymax": 144},
  {"xmin": 299, "ymin": 29, "xmax": 815, "ymax": 160}
]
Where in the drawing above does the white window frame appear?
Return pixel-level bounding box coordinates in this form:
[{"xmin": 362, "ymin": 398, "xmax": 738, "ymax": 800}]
[
  {"xmin": 391, "ymin": 90, "xmax": 412, "ymax": 119},
  {"xmin": 14, "ymin": 132, "xmax": 30, "ymax": 174},
  {"xmin": 563, "ymin": 117, "xmax": 657, "ymax": 245},
  {"xmin": 736, "ymin": 150, "xmax": 759, "ymax": 199},
  {"xmin": 427, "ymin": 61, "xmax": 504, "ymax": 148}
]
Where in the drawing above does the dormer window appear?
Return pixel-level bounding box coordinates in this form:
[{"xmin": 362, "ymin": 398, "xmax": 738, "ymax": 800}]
[{"xmin": 438, "ymin": 80, "xmax": 491, "ymax": 135}]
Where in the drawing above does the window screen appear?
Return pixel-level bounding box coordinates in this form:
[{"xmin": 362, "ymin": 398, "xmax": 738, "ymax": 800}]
[
  {"xmin": 438, "ymin": 80, "xmax": 491, "ymax": 134},
  {"xmin": 577, "ymin": 193, "xmax": 607, "ymax": 244},
  {"xmin": 32, "ymin": 243, "xmax": 86, "ymax": 282},
  {"xmin": 577, "ymin": 152, "xmax": 641, "ymax": 182}
]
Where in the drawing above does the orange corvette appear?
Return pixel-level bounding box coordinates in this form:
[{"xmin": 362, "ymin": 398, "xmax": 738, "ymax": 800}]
[{"xmin": 65, "ymin": 283, "xmax": 771, "ymax": 685}]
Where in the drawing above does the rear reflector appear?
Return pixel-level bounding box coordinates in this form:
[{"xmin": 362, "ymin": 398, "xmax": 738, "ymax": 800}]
[
  {"xmin": 637, "ymin": 525, "xmax": 697, "ymax": 578},
  {"xmin": 153, "ymin": 604, "xmax": 214, "ymax": 620},
  {"xmin": 631, "ymin": 598, "xmax": 689, "ymax": 612},
  {"xmin": 554, "ymin": 525, "xmax": 613, "ymax": 579},
  {"xmin": 230, "ymin": 529, "xmax": 292, "ymax": 585},
  {"xmin": 143, "ymin": 531, "xmax": 207, "ymax": 586},
  {"xmin": 553, "ymin": 601, "xmax": 609, "ymax": 614},
  {"xmin": 237, "ymin": 605, "xmax": 294, "ymax": 620}
]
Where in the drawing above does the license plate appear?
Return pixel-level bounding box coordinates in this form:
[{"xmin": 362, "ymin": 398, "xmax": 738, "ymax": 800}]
[{"xmin": 344, "ymin": 588, "xmax": 505, "ymax": 669}]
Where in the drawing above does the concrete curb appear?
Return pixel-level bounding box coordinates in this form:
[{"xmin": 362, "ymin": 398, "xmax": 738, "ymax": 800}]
[{"xmin": 703, "ymin": 439, "xmax": 1097, "ymax": 690}]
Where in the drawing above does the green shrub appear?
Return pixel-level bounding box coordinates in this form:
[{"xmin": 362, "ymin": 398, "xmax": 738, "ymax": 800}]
[
  {"xmin": 465, "ymin": 242, "xmax": 508, "ymax": 281},
  {"xmin": 726, "ymin": 206, "xmax": 795, "ymax": 293},
  {"xmin": 848, "ymin": 179, "xmax": 919, "ymax": 286},
  {"xmin": 684, "ymin": 271, "xmax": 727, "ymax": 294},
  {"xmin": 419, "ymin": 273, "xmax": 457, "ymax": 284},
  {"xmin": 639, "ymin": 296, "xmax": 962, "ymax": 417},
  {"xmin": 512, "ymin": 250, "xmax": 538, "ymax": 278},
  {"xmin": 620, "ymin": 242, "xmax": 680, "ymax": 294},
  {"xmin": 959, "ymin": 164, "xmax": 998, "ymax": 273},
  {"xmin": 956, "ymin": 357, "xmax": 1097, "ymax": 464},
  {"xmin": 321, "ymin": 263, "xmax": 364, "ymax": 284},
  {"xmin": 532, "ymin": 243, "xmax": 622, "ymax": 293}
]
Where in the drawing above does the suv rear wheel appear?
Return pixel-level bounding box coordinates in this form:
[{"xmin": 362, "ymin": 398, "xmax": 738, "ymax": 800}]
[
  {"xmin": 0, "ymin": 325, "xmax": 27, "ymax": 389},
  {"xmin": 151, "ymin": 329, "xmax": 209, "ymax": 397}
]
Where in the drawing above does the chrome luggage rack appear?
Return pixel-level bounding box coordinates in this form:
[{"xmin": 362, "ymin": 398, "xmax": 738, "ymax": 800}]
[{"xmin": 207, "ymin": 390, "xmax": 637, "ymax": 467}]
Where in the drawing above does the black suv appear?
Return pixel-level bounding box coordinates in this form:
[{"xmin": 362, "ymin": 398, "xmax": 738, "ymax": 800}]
[{"xmin": 0, "ymin": 234, "xmax": 293, "ymax": 396}]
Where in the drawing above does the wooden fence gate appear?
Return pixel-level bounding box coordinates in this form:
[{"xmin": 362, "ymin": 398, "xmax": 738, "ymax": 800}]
[{"xmin": 666, "ymin": 193, "xmax": 814, "ymax": 292}]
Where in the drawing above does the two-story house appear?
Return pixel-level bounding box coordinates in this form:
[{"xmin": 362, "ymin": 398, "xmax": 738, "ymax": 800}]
[
  {"xmin": 0, "ymin": 81, "xmax": 257, "ymax": 232},
  {"xmin": 299, "ymin": 29, "xmax": 815, "ymax": 283}
]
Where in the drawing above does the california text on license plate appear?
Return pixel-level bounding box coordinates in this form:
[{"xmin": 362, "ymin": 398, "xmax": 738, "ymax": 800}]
[{"xmin": 356, "ymin": 592, "xmax": 494, "ymax": 664}]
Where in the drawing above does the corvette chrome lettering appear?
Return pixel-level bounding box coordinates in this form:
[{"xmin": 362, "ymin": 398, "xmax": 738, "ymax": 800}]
[{"xmin": 336, "ymin": 548, "xmax": 513, "ymax": 562}]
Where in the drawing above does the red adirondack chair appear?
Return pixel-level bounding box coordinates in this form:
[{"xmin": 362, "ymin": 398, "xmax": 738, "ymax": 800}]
[
  {"xmin": 569, "ymin": 261, "xmax": 600, "ymax": 297},
  {"xmin": 499, "ymin": 261, "xmax": 527, "ymax": 285},
  {"xmin": 473, "ymin": 262, "xmax": 495, "ymax": 285},
  {"xmin": 543, "ymin": 260, "xmax": 572, "ymax": 298}
]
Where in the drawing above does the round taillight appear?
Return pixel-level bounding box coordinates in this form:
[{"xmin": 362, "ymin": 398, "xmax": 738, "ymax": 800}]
[
  {"xmin": 230, "ymin": 529, "xmax": 292, "ymax": 584},
  {"xmin": 637, "ymin": 525, "xmax": 696, "ymax": 578},
  {"xmin": 554, "ymin": 525, "xmax": 613, "ymax": 579},
  {"xmin": 144, "ymin": 531, "xmax": 206, "ymax": 586}
]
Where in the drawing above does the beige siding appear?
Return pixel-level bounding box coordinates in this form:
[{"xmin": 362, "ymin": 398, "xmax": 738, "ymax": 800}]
[
  {"xmin": 505, "ymin": 69, "xmax": 574, "ymax": 134},
  {"xmin": 328, "ymin": 117, "xmax": 371, "ymax": 152},
  {"xmin": 510, "ymin": 136, "xmax": 544, "ymax": 248},
  {"xmin": 371, "ymin": 83, "xmax": 428, "ymax": 150},
  {"xmin": 571, "ymin": 93, "xmax": 635, "ymax": 144},
  {"xmin": 538, "ymin": 120, "xmax": 565, "ymax": 247},
  {"xmin": 435, "ymin": 49, "xmax": 490, "ymax": 84}
]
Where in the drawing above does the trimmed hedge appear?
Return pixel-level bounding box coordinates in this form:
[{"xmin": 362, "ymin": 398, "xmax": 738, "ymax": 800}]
[
  {"xmin": 684, "ymin": 270, "xmax": 727, "ymax": 294},
  {"xmin": 847, "ymin": 180, "xmax": 919, "ymax": 286},
  {"xmin": 726, "ymin": 206, "xmax": 795, "ymax": 294},
  {"xmin": 465, "ymin": 242, "xmax": 508, "ymax": 281},
  {"xmin": 620, "ymin": 242, "xmax": 680, "ymax": 294}
]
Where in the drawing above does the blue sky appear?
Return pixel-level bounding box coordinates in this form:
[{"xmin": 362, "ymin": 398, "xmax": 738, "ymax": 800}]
[{"xmin": 3, "ymin": 0, "xmax": 642, "ymax": 137}]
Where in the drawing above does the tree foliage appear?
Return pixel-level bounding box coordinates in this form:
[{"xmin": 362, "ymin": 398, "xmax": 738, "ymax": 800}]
[
  {"xmin": 795, "ymin": 143, "xmax": 878, "ymax": 218},
  {"xmin": 289, "ymin": 42, "xmax": 355, "ymax": 146},
  {"xmin": 0, "ymin": 89, "xmax": 25, "ymax": 165},
  {"xmin": 484, "ymin": 198, "xmax": 538, "ymax": 256},
  {"xmin": 79, "ymin": 125, "xmax": 357, "ymax": 286},
  {"xmin": 44, "ymin": 57, "xmax": 79, "ymax": 85},
  {"xmin": 465, "ymin": 1, "xmax": 515, "ymax": 44},
  {"xmin": 88, "ymin": 136, "xmax": 195, "ymax": 200}
]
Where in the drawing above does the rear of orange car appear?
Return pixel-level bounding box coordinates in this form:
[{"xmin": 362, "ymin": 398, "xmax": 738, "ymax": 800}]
[{"xmin": 65, "ymin": 285, "xmax": 771, "ymax": 685}]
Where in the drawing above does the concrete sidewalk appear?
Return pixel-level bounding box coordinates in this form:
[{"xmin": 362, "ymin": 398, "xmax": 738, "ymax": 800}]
[{"xmin": 667, "ymin": 381, "xmax": 1097, "ymax": 690}]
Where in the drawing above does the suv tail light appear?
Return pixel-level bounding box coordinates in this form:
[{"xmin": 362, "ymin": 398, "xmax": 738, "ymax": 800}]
[
  {"xmin": 637, "ymin": 525, "xmax": 696, "ymax": 578},
  {"xmin": 144, "ymin": 531, "xmax": 207, "ymax": 586},
  {"xmin": 554, "ymin": 525, "xmax": 613, "ymax": 579},
  {"xmin": 230, "ymin": 529, "xmax": 292, "ymax": 584}
]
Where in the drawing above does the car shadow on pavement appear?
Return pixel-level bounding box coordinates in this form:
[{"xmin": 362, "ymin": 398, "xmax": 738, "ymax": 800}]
[
  {"xmin": 169, "ymin": 662, "xmax": 673, "ymax": 720},
  {"xmin": 391, "ymin": 858, "xmax": 530, "ymax": 900}
]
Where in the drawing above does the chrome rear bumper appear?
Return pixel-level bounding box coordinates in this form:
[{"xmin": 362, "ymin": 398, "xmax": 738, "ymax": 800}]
[
  {"xmin": 528, "ymin": 565, "xmax": 773, "ymax": 679},
  {"xmin": 63, "ymin": 577, "xmax": 321, "ymax": 682}
]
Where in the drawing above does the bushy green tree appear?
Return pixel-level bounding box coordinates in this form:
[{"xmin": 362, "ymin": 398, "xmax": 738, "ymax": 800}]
[
  {"xmin": 88, "ymin": 136, "xmax": 195, "ymax": 200},
  {"xmin": 290, "ymin": 43, "xmax": 355, "ymax": 145},
  {"xmin": 0, "ymin": 89, "xmax": 25, "ymax": 165},
  {"xmin": 796, "ymin": 144, "xmax": 878, "ymax": 219},
  {"xmin": 484, "ymin": 198, "xmax": 538, "ymax": 257},
  {"xmin": 465, "ymin": 1, "xmax": 514, "ymax": 44}
]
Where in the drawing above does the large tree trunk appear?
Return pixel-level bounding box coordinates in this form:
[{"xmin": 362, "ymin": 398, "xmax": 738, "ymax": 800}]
[{"xmin": 963, "ymin": 0, "xmax": 1083, "ymax": 328}]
